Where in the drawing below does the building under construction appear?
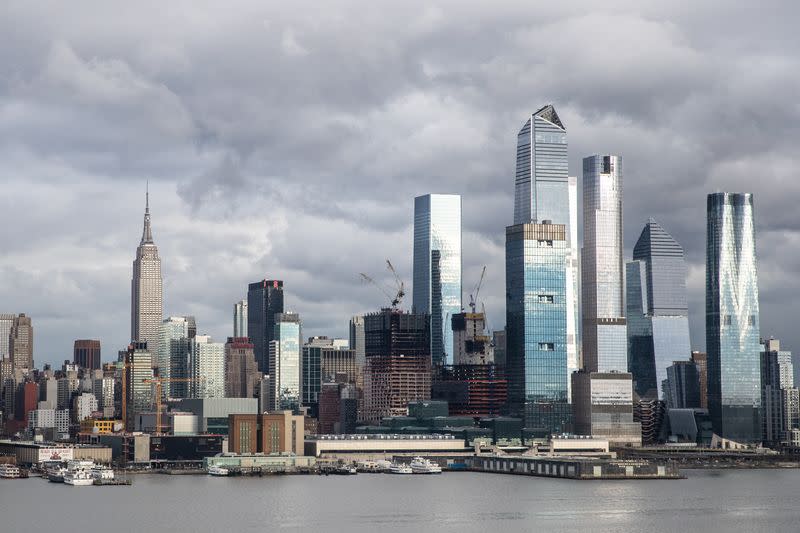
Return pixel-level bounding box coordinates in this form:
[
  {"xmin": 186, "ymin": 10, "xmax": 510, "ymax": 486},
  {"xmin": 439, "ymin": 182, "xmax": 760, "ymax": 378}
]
[
  {"xmin": 451, "ymin": 312, "xmax": 494, "ymax": 365},
  {"xmin": 432, "ymin": 364, "xmax": 507, "ymax": 418},
  {"xmin": 361, "ymin": 308, "xmax": 431, "ymax": 424}
]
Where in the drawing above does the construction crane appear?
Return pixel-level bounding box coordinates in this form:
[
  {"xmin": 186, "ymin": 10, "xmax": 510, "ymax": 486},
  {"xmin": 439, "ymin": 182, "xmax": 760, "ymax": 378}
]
[
  {"xmin": 360, "ymin": 259, "xmax": 405, "ymax": 309},
  {"xmin": 469, "ymin": 266, "xmax": 487, "ymax": 313},
  {"xmin": 385, "ymin": 260, "xmax": 405, "ymax": 308},
  {"xmin": 143, "ymin": 377, "xmax": 204, "ymax": 435}
]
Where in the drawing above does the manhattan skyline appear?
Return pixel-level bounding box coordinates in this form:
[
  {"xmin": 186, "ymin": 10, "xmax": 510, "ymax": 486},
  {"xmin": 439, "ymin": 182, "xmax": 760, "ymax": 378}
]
[{"xmin": 0, "ymin": 4, "xmax": 798, "ymax": 368}]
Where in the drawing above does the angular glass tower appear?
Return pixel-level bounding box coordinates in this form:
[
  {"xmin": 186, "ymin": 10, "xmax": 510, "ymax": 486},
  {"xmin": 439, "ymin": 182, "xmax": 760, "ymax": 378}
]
[
  {"xmin": 247, "ymin": 280, "xmax": 284, "ymax": 374},
  {"xmin": 506, "ymin": 105, "xmax": 573, "ymax": 433},
  {"xmin": 582, "ymin": 155, "xmax": 626, "ymax": 373},
  {"xmin": 626, "ymin": 219, "xmax": 691, "ymax": 399},
  {"xmin": 269, "ymin": 313, "xmax": 301, "ymax": 411},
  {"xmin": 706, "ymin": 192, "xmax": 761, "ymax": 442},
  {"xmin": 412, "ymin": 193, "xmax": 462, "ymax": 366}
]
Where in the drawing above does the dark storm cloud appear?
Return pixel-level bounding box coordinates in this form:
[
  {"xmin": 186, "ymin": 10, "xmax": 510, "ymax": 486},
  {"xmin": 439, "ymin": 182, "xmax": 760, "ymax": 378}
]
[{"xmin": 1, "ymin": 1, "xmax": 799, "ymax": 362}]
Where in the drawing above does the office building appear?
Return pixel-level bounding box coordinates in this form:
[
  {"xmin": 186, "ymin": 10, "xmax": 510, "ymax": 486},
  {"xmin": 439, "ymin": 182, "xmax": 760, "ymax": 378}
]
[
  {"xmin": 72, "ymin": 392, "xmax": 98, "ymax": 422},
  {"xmin": 492, "ymin": 329, "xmax": 506, "ymax": 367},
  {"xmin": 301, "ymin": 337, "xmax": 355, "ymax": 417},
  {"xmin": 159, "ymin": 316, "xmax": 192, "ymax": 396},
  {"xmin": 571, "ymin": 371, "xmax": 641, "ymax": 446},
  {"xmin": 413, "ymin": 193, "xmax": 462, "ymax": 366},
  {"xmin": 92, "ymin": 376, "xmax": 115, "ymax": 418},
  {"xmin": 664, "ymin": 360, "xmax": 701, "ymax": 409},
  {"xmin": 582, "ymin": 155, "xmax": 626, "ymax": 373},
  {"xmin": 131, "ymin": 188, "xmax": 163, "ymax": 357},
  {"xmin": 761, "ymin": 339, "xmax": 798, "ymax": 445},
  {"xmin": 506, "ymin": 223, "xmax": 571, "ymax": 433},
  {"xmin": 177, "ymin": 397, "xmax": 258, "ymax": 434},
  {"xmin": 224, "ymin": 337, "xmax": 261, "ymax": 399},
  {"xmin": 247, "ymin": 279, "xmax": 284, "ymax": 374},
  {"xmin": 706, "ymin": 192, "xmax": 762, "ymax": 442},
  {"xmin": 234, "ymin": 299, "xmax": 248, "ymax": 339},
  {"xmin": 626, "ymin": 219, "xmax": 692, "ymax": 400},
  {"xmin": 0, "ymin": 314, "xmax": 14, "ymax": 360},
  {"xmin": 228, "ymin": 411, "xmax": 304, "ymax": 455},
  {"xmin": 189, "ymin": 335, "xmax": 225, "ymax": 399},
  {"xmin": 268, "ymin": 313, "xmax": 301, "ymax": 411},
  {"xmin": 8, "ymin": 314, "xmax": 34, "ymax": 371},
  {"xmin": 691, "ymin": 351, "xmax": 708, "ymax": 409},
  {"xmin": 73, "ymin": 340, "xmax": 101, "ymax": 370},
  {"xmin": 362, "ymin": 308, "xmax": 431, "ymax": 424},
  {"xmin": 124, "ymin": 342, "xmax": 154, "ymax": 430},
  {"xmin": 349, "ymin": 316, "xmax": 366, "ymax": 368}
]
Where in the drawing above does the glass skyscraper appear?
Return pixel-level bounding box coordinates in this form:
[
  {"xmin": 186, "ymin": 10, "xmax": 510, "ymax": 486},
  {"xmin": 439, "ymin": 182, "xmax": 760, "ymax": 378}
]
[
  {"xmin": 706, "ymin": 192, "xmax": 761, "ymax": 442},
  {"xmin": 159, "ymin": 316, "xmax": 192, "ymax": 397},
  {"xmin": 582, "ymin": 154, "xmax": 626, "ymax": 373},
  {"xmin": 506, "ymin": 105, "xmax": 572, "ymax": 433},
  {"xmin": 269, "ymin": 313, "xmax": 301, "ymax": 411},
  {"xmin": 247, "ymin": 279, "xmax": 284, "ymax": 374},
  {"xmin": 626, "ymin": 219, "xmax": 691, "ymax": 400},
  {"xmin": 412, "ymin": 193, "xmax": 462, "ymax": 366}
]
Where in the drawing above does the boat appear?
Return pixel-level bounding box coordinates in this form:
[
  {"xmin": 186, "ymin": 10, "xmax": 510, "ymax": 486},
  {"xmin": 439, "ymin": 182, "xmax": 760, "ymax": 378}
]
[
  {"xmin": 207, "ymin": 465, "xmax": 229, "ymax": 477},
  {"xmin": 64, "ymin": 461, "xmax": 95, "ymax": 486},
  {"xmin": 47, "ymin": 465, "xmax": 68, "ymax": 483},
  {"xmin": 410, "ymin": 457, "xmax": 442, "ymax": 474},
  {"xmin": 91, "ymin": 465, "xmax": 115, "ymax": 481},
  {"xmin": 0, "ymin": 464, "xmax": 22, "ymax": 479},
  {"xmin": 388, "ymin": 462, "xmax": 412, "ymax": 474},
  {"xmin": 333, "ymin": 465, "xmax": 357, "ymax": 475}
]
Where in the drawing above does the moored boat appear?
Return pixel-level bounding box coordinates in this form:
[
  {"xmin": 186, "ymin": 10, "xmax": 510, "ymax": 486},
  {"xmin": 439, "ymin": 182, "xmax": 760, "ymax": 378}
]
[
  {"xmin": 64, "ymin": 461, "xmax": 95, "ymax": 486},
  {"xmin": 409, "ymin": 457, "xmax": 442, "ymax": 474},
  {"xmin": 388, "ymin": 462, "xmax": 412, "ymax": 474},
  {"xmin": 207, "ymin": 465, "xmax": 229, "ymax": 476},
  {"xmin": 0, "ymin": 464, "xmax": 22, "ymax": 479}
]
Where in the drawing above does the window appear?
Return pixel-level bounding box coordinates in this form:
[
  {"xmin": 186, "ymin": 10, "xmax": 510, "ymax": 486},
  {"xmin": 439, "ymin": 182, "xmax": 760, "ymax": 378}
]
[
  {"xmin": 538, "ymin": 295, "xmax": 554, "ymax": 303},
  {"xmin": 537, "ymin": 240, "xmax": 553, "ymax": 247},
  {"xmin": 749, "ymin": 315, "xmax": 757, "ymax": 326},
  {"xmin": 723, "ymin": 315, "xmax": 732, "ymax": 326},
  {"xmin": 538, "ymin": 342, "xmax": 554, "ymax": 351}
]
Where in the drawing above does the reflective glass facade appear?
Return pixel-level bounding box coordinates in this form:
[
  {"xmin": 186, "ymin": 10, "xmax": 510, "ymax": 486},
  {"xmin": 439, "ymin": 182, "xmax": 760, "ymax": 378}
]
[
  {"xmin": 582, "ymin": 155, "xmax": 626, "ymax": 373},
  {"xmin": 706, "ymin": 192, "xmax": 761, "ymax": 442},
  {"xmin": 271, "ymin": 313, "xmax": 301, "ymax": 411},
  {"xmin": 413, "ymin": 194, "xmax": 462, "ymax": 366},
  {"xmin": 626, "ymin": 220, "xmax": 691, "ymax": 399},
  {"xmin": 247, "ymin": 280, "xmax": 284, "ymax": 374},
  {"xmin": 506, "ymin": 223, "xmax": 571, "ymax": 433},
  {"xmin": 159, "ymin": 316, "xmax": 191, "ymax": 397},
  {"xmin": 189, "ymin": 335, "xmax": 225, "ymax": 399}
]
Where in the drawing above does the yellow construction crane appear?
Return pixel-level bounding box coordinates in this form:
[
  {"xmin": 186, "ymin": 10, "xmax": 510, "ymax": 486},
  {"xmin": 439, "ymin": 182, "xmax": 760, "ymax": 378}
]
[{"xmin": 142, "ymin": 377, "xmax": 204, "ymax": 435}]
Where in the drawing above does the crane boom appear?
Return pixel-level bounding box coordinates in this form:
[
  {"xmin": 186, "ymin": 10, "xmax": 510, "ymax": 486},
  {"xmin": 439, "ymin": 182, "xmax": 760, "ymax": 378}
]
[
  {"xmin": 360, "ymin": 273, "xmax": 396, "ymax": 308},
  {"xmin": 385, "ymin": 260, "xmax": 405, "ymax": 308},
  {"xmin": 469, "ymin": 265, "xmax": 487, "ymax": 313}
]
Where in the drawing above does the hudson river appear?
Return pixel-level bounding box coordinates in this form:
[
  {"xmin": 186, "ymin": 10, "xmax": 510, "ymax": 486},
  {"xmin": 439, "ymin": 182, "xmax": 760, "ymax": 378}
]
[{"xmin": 3, "ymin": 469, "xmax": 798, "ymax": 532}]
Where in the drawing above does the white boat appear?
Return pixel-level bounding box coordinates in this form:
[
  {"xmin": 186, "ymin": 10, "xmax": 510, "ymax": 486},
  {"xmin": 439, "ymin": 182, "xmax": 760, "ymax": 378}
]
[
  {"xmin": 64, "ymin": 461, "xmax": 95, "ymax": 486},
  {"xmin": 410, "ymin": 457, "xmax": 442, "ymax": 474},
  {"xmin": 91, "ymin": 465, "xmax": 115, "ymax": 481},
  {"xmin": 388, "ymin": 462, "xmax": 412, "ymax": 474},
  {"xmin": 0, "ymin": 464, "xmax": 21, "ymax": 479},
  {"xmin": 207, "ymin": 465, "xmax": 229, "ymax": 476}
]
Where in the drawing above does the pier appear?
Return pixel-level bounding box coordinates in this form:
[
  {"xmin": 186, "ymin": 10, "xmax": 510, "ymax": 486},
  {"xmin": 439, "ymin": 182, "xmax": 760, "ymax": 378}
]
[{"xmin": 466, "ymin": 455, "xmax": 682, "ymax": 480}]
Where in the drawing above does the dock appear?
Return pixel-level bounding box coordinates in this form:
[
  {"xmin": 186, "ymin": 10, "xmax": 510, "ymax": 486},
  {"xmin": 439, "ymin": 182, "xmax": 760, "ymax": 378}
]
[{"xmin": 466, "ymin": 455, "xmax": 683, "ymax": 480}]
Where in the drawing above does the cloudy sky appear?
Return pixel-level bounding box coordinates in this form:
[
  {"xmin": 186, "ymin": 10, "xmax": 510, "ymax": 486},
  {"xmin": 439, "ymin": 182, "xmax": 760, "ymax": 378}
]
[{"xmin": 2, "ymin": 1, "xmax": 799, "ymax": 367}]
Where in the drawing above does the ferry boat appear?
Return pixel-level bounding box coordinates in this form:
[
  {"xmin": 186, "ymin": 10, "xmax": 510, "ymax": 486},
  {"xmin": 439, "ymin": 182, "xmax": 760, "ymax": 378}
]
[
  {"xmin": 388, "ymin": 462, "xmax": 412, "ymax": 474},
  {"xmin": 64, "ymin": 461, "xmax": 95, "ymax": 486},
  {"xmin": 207, "ymin": 465, "xmax": 229, "ymax": 477},
  {"xmin": 333, "ymin": 465, "xmax": 357, "ymax": 475},
  {"xmin": 0, "ymin": 464, "xmax": 22, "ymax": 479},
  {"xmin": 409, "ymin": 457, "xmax": 442, "ymax": 474},
  {"xmin": 91, "ymin": 465, "xmax": 115, "ymax": 481}
]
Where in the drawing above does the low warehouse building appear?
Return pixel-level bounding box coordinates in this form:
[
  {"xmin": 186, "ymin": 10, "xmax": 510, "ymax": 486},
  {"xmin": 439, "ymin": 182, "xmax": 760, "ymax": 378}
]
[{"xmin": 305, "ymin": 434, "xmax": 468, "ymax": 457}]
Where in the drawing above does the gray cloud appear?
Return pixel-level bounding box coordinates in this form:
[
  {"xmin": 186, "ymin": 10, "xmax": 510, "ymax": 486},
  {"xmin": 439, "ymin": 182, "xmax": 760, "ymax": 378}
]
[{"xmin": 1, "ymin": 1, "xmax": 799, "ymax": 364}]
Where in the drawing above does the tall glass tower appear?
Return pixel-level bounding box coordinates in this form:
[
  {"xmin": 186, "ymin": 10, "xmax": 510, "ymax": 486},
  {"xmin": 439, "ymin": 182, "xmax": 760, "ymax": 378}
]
[
  {"xmin": 582, "ymin": 155, "xmax": 626, "ymax": 373},
  {"xmin": 412, "ymin": 193, "xmax": 462, "ymax": 366},
  {"xmin": 626, "ymin": 219, "xmax": 691, "ymax": 399},
  {"xmin": 506, "ymin": 105, "xmax": 572, "ymax": 433},
  {"xmin": 247, "ymin": 280, "xmax": 284, "ymax": 374},
  {"xmin": 706, "ymin": 192, "xmax": 761, "ymax": 442},
  {"xmin": 269, "ymin": 313, "xmax": 301, "ymax": 411}
]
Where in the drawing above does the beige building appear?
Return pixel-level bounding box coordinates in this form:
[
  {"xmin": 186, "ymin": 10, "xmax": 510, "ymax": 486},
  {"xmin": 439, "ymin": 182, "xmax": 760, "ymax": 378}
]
[
  {"xmin": 224, "ymin": 337, "xmax": 262, "ymax": 398},
  {"xmin": 228, "ymin": 411, "xmax": 304, "ymax": 455},
  {"xmin": 131, "ymin": 188, "xmax": 163, "ymax": 355}
]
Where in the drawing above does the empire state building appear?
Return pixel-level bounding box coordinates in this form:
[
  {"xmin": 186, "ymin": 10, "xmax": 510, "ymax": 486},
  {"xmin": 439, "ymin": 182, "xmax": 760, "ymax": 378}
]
[{"xmin": 131, "ymin": 188, "xmax": 163, "ymax": 355}]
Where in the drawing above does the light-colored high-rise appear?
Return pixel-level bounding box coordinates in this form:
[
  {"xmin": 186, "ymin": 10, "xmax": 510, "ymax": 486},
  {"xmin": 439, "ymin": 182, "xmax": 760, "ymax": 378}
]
[
  {"xmin": 268, "ymin": 313, "xmax": 301, "ymax": 411},
  {"xmin": 189, "ymin": 335, "xmax": 225, "ymax": 399},
  {"xmin": 413, "ymin": 193, "xmax": 462, "ymax": 366},
  {"xmin": 582, "ymin": 155, "xmax": 626, "ymax": 373},
  {"xmin": 131, "ymin": 188, "xmax": 163, "ymax": 356},
  {"xmin": 159, "ymin": 316, "xmax": 192, "ymax": 397}
]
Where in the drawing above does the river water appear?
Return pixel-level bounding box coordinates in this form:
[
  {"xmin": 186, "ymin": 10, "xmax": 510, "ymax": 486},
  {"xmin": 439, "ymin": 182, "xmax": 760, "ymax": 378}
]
[{"xmin": 2, "ymin": 469, "xmax": 797, "ymax": 532}]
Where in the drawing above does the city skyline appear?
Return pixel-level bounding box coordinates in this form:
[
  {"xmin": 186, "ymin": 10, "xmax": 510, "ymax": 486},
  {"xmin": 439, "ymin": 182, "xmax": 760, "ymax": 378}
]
[{"xmin": 1, "ymin": 5, "xmax": 798, "ymax": 369}]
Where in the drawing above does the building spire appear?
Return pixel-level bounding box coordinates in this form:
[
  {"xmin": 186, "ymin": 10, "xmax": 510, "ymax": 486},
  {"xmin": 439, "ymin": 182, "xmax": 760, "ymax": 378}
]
[{"xmin": 141, "ymin": 181, "xmax": 154, "ymax": 245}]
